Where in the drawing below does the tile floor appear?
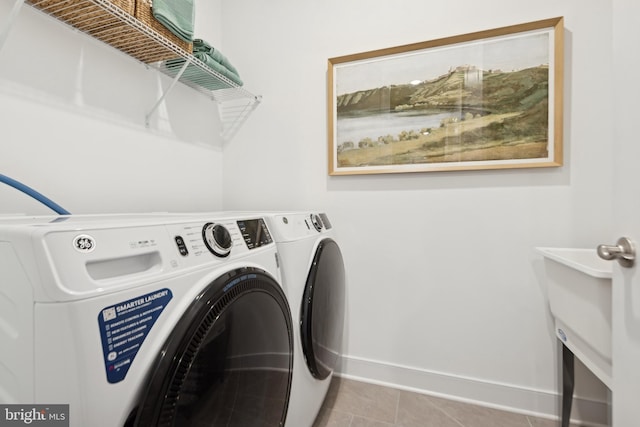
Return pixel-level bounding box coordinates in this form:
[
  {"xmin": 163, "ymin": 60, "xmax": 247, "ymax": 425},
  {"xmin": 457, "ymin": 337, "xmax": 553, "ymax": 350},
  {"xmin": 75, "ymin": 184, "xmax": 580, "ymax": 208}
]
[{"xmin": 313, "ymin": 377, "xmax": 581, "ymax": 427}]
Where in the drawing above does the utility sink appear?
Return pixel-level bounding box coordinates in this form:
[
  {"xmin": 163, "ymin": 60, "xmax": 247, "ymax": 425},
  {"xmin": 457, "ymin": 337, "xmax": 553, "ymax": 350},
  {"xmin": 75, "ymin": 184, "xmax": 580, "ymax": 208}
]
[{"xmin": 536, "ymin": 247, "xmax": 613, "ymax": 388}]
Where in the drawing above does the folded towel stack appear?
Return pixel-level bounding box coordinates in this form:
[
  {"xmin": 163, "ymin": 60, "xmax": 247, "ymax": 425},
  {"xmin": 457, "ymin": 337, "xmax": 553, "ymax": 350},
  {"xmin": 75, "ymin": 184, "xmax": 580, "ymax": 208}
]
[
  {"xmin": 164, "ymin": 39, "xmax": 243, "ymax": 90},
  {"xmin": 152, "ymin": 0, "xmax": 195, "ymax": 43},
  {"xmin": 192, "ymin": 39, "xmax": 243, "ymax": 86},
  {"xmin": 193, "ymin": 39, "xmax": 239, "ymax": 75}
]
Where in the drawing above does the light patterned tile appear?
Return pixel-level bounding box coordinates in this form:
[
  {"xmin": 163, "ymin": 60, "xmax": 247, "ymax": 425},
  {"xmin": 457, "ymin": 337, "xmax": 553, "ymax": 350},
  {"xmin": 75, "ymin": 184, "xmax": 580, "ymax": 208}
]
[
  {"xmin": 351, "ymin": 415, "xmax": 396, "ymax": 427},
  {"xmin": 396, "ymin": 390, "xmax": 464, "ymax": 427},
  {"xmin": 527, "ymin": 415, "xmax": 582, "ymax": 427},
  {"xmin": 526, "ymin": 415, "xmax": 556, "ymax": 426},
  {"xmin": 322, "ymin": 378, "xmax": 400, "ymax": 424},
  {"xmin": 420, "ymin": 394, "xmax": 531, "ymax": 427},
  {"xmin": 316, "ymin": 378, "xmax": 589, "ymax": 427},
  {"xmin": 313, "ymin": 406, "xmax": 352, "ymax": 427},
  {"xmin": 322, "ymin": 378, "xmax": 343, "ymax": 409}
]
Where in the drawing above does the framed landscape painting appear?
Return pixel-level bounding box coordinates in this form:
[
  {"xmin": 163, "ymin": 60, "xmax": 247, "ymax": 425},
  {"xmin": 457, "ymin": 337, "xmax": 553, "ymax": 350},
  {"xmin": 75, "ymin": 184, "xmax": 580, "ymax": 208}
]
[{"xmin": 328, "ymin": 17, "xmax": 564, "ymax": 175}]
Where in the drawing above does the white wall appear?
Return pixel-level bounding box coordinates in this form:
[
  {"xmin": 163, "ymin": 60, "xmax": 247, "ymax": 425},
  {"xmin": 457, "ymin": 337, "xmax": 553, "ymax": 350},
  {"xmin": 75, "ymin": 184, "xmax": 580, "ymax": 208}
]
[
  {"xmin": 220, "ymin": 0, "xmax": 614, "ymax": 423},
  {"xmin": 0, "ymin": 1, "xmax": 225, "ymax": 215}
]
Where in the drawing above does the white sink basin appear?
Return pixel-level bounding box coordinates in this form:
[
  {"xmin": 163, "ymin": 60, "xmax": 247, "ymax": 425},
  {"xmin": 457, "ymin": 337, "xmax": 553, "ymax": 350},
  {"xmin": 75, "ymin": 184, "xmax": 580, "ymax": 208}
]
[{"xmin": 536, "ymin": 247, "xmax": 613, "ymax": 388}]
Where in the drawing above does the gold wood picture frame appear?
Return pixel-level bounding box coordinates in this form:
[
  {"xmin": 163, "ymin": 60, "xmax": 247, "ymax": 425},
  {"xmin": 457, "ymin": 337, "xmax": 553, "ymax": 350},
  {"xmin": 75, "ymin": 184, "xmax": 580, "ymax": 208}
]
[{"xmin": 328, "ymin": 17, "xmax": 564, "ymax": 175}]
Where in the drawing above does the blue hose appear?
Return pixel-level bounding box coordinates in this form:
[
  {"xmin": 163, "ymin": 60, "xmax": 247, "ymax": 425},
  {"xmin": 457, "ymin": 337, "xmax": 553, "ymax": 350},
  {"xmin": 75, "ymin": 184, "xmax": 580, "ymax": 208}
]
[{"xmin": 0, "ymin": 174, "xmax": 71, "ymax": 215}]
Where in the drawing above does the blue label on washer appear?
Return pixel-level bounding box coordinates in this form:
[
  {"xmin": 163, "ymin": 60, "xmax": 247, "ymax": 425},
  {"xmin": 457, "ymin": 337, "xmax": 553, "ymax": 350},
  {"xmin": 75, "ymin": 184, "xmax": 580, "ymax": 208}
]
[{"xmin": 97, "ymin": 288, "xmax": 173, "ymax": 383}]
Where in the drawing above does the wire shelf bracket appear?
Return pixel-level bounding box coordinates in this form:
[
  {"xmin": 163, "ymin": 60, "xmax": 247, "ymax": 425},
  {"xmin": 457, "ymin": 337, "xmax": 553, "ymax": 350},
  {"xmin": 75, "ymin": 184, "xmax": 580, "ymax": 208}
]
[{"xmin": 145, "ymin": 57, "xmax": 191, "ymax": 128}]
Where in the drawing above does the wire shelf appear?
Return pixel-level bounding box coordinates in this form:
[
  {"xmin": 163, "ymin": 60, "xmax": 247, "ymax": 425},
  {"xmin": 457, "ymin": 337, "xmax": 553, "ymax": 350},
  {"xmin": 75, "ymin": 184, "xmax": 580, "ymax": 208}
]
[{"xmin": 17, "ymin": 0, "xmax": 261, "ymax": 140}]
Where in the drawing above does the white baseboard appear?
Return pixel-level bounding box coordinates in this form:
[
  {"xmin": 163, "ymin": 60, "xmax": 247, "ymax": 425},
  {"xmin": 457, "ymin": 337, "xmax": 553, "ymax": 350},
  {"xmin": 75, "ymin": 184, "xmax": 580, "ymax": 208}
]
[{"xmin": 335, "ymin": 354, "xmax": 610, "ymax": 427}]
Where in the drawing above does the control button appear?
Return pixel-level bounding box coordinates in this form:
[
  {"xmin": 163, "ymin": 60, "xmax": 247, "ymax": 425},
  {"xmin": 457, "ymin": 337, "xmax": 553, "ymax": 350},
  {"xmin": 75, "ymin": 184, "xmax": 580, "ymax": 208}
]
[
  {"xmin": 202, "ymin": 223, "xmax": 232, "ymax": 257},
  {"xmin": 310, "ymin": 214, "xmax": 323, "ymax": 232},
  {"xmin": 175, "ymin": 236, "xmax": 189, "ymax": 256}
]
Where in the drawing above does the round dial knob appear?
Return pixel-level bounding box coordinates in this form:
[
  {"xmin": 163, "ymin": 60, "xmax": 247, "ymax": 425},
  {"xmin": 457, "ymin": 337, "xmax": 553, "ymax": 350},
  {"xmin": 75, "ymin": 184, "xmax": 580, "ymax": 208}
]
[
  {"xmin": 202, "ymin": 223, "xmax": 232, "ymax": 257},
  {"xmin": 310, "ymin": 214, "xmax": 323, "ymax": 232}
]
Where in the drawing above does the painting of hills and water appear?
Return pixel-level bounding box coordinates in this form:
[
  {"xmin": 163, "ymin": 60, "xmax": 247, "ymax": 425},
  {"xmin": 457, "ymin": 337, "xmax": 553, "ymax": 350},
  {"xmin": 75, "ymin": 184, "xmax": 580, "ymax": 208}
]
[{"xmin": 328, "ymin": 17, "xmax": 564, "ymax": 175}]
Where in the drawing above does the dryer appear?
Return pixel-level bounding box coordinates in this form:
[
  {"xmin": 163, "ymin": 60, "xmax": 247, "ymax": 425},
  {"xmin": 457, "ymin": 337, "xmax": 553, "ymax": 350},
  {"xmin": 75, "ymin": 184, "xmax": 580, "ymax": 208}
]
[
  {"xmin": 264, "ymin": 212, "xmax": 346, "ymax": 427},
  {"xmin": 0, "ymin": 213, "xmax": 293, "ymax": 427}
]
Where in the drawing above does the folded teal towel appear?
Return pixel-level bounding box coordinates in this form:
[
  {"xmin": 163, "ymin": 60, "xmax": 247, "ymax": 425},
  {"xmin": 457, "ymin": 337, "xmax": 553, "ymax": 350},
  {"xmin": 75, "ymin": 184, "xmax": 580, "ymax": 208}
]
[
  {"xmin": 193, "ymin": 51, "xmax": 243, "ymax": 86},
  {"xmin": 164, "ymin": 56, "xmax": 243, "ymax": 91},
  {"xmin": 163, "ymin": 37, "xmax": 244, "ymax": 90},
  {"xmin": 193, "ymin": 39, "xmax": 239, "ymax": 76},
  {"xmin": 152, "ymin": 0, "xmax": 195, "ymax": 43}
]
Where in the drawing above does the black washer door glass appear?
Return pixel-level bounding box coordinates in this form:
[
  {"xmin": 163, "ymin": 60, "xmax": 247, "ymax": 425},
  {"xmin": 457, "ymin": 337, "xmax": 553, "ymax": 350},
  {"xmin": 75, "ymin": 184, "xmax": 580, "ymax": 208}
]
[
  {"xmin": 132, "ymin": 268, "xmax": 292, "ymax": 427},
  {"xmin": 300, "ymin": 238, "xmax": 346, "ymax": 380}
]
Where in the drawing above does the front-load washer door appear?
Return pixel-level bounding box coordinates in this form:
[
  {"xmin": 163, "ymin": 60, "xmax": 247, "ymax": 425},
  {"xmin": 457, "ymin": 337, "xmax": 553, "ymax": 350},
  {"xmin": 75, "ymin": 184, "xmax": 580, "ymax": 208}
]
[
  {"xmin": 131, "ymin": 267, "xmax": 293, "ymax": 427},
  {"xmin": 300, "ymin": 238, "xmax": 346, "ymax": 380}
]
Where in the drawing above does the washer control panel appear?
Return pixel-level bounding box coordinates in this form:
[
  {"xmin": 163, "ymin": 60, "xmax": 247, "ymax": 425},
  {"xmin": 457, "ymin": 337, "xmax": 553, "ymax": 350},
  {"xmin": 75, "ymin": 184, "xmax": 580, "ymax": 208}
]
[
  {"xmin": 237, "ymin": 218, "xmax": 273, "ymax": 249},
  {"xmin": 25, "ymin": 214, "xmax": 278, "ymax": 301},
  {"xmin": 170, "ymin": 217, "xmax": 275, "ymax": 264}
]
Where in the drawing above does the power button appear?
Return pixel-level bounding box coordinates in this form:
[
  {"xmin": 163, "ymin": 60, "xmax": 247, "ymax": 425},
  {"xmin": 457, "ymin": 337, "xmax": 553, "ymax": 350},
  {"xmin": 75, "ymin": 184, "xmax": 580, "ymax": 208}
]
[{"xmin": 175, "ymin": 236, "xmax": 189, "ymax": 256}]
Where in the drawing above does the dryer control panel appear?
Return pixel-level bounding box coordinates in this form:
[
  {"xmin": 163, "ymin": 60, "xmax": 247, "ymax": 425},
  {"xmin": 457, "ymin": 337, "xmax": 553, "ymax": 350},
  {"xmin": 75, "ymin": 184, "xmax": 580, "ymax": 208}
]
[{"xmin": 266, "ymin": 212, "xmax": 332, "ymax": 243}]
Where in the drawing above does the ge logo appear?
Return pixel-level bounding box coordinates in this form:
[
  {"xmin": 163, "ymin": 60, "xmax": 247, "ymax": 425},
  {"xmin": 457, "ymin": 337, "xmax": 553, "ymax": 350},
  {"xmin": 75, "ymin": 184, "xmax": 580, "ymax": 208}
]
[{"xmin": 73, "ymin": 234, "xmax": 96, "ymax": 253}]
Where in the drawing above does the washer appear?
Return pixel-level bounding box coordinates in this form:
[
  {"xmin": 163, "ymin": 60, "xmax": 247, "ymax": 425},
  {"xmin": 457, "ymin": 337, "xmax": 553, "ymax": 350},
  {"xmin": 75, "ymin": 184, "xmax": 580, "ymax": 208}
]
[
  {"xmin": 264, "ymin": 212, "xmax": 346, "ymax": 427},
  {"xmin": 0, "ymin": 213, "xmax": 293, "ymax": 427}
]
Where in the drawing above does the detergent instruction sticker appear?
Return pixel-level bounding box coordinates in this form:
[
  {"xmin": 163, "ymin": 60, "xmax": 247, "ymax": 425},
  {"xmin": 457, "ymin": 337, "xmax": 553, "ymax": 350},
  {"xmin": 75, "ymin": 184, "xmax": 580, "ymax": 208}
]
[{"xmin": 97, "ymin": 288, "xmax": 173, "ymax": 383}]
